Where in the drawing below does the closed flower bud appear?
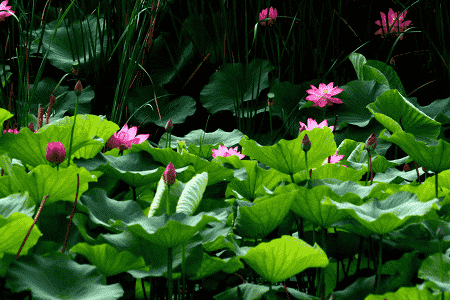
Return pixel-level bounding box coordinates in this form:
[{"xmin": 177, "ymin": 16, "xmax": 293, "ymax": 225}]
[
  {"xmin": 74, "ymin": 80, "xmax": 83, "ymax": 96},
  {"xmin": 302, "ymin": 134, "xmax": 311, "ymax": 152},
  {"xmin": 165, "ymin": 119, "xmax": 173, "ymax": 133},
  {"xmin": 46, "ymin": 141, "xmax": 66, "ymax": 164},
  {"xmin": 365, "ymin": 133, "xmax": 377, "ymax": 151},
  {"xmin": 163, "ymin": 162, "xmax": 176, "ymax": 186}
]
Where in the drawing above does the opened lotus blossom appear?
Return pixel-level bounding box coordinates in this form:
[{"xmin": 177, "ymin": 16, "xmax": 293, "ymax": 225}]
[
  {"xmin": 106, "ymin": 124, "xmax": 150, "ymax": 151},
  {"xmin": 299, "ymin": 118, "xmax": 347, "ymax": 168},
  {"xmin": 0, "ymin": 0, "xmax": 15, "ymax": 22},
  {"xmin": 212, "ymin": 145, "xmax": 245, "ymax": 159},
  {"xmin": 259, "ymin": 7, "xmax": 277, "ymax": 26},
  {"xmin": 299, "ymin": 118, "xmax": 335, "ymax": 133},
  {"xmin": 306, "ymin": 82, "xmax": 344, "ymax": 108},
  {"xmin": 375, "ymin": 8, "xmax": 412, "ymax": 40}
]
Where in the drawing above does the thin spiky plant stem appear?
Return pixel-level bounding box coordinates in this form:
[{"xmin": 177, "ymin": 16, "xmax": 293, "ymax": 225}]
[
  {"xmin": 62, "ymin": 173, "xmax": 80, "ymax": 253},
  {"xmin": 16, "ymin": 195, "xmax": 49, "ymax": 259}
]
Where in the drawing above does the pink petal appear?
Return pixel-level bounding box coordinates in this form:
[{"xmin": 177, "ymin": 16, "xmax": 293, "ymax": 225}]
[
  {"xmin": 134, "ymin": 134, "xmax": 150, "ymax": 143},
  {"xmin": 328, "ymin": 97, "xmax": 343, "ymax": 104},
  {"xmin": 318, "ymin": 83, "xmax": 327, "ymax": 90},
  {"xmin": 126, "ymin": 126, "xmax": 138, "ymax": 139}
]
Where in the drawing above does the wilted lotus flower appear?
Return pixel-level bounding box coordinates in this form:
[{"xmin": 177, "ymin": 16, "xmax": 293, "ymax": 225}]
[
  {"xmin": 46, "ymin": 141, "xmax": 66, "ymax": 164},
  {"xmin": 163, "ymin": 162, "xmax": 176, "ymax": 186}
]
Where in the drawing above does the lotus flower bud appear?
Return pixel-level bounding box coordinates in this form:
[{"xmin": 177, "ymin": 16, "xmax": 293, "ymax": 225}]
[
  {"xmin": 165, "ymin": 119, "xmax": 173, "ymax": 133},
  {"xmin": 163, "ymin": 162, "xmax": 176, "ymax": 186},
  {"xmin": 302, "ymin": 134, "xmax": 311, "ymax": 152},
  {"xmin": 46, "ymin": 141, "xmax": 66, "ymax": 164},
  {"xmin": 365, "ymin": 133, "xmax": 377, "ymax": 151},
  {"xmin": 74, "ymin": 80, "xmax": 83, "ymax": 96}
]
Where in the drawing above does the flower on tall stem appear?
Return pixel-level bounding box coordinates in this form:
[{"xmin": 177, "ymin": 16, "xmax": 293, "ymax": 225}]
[
  {"xmin": 165, "ymin": 119, "xmax": 173, "ymax": 149},
  {"xmin": 165, "ymin": 119, "xmax": 173, "ymax": 133},
  {"xmin": 0, "ymin": 0, "xmax": 15, "ymax": 22},
  {"xmin": 163, "ymin": 162, "xmax": 176, "ymax": 186},
  {"xmin": 299, "ymin": 117, "xmax": 342, "ymax": 175},
  {"xmin": 46, "ymin": 141, "xmax": 66, "ymax": 171},
  {"xmin": 106, "ymin": 123, "xmax": 150, "ymax": 155},
  {"xmin": 163, "ymin": 162, "xmax": 176, "ymax": 217},
  {"xmin": 375, "ymin": 8, "xmax": 412, "ymax": 40},
  {"xmin": 364, "ymin": 133, "xmax": 377, "ymax": 185},
  {"xmin": 74, "ymin": 80, "xmax": 83, "ymax": 96},
  {"xmin": 302, "ymin": 134, "xmax": 311, "ymax": 181},
  {"xmin": 212, "ymin": 145, "xmax": 245, "ymax": 159},
  {"xmin": 365, "ymin": 133, "xmax": 377, "ymax": 152},
  {"xmin": 306, "ymin": 82, "xmax": 344, "ymax": 108},
  {"xmin": 259, "ymin": 7, "xmax": 277, "ymax": 26}
]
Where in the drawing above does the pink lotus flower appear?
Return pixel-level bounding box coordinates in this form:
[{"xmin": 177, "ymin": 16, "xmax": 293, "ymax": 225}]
[
  {"xmin": 306, "ymin": 82, "xmax": 344, "ymax": 108},
  {"xmin": 323, "ymin": 151, "xmax": 347, "ymax": 167},
  {"xmin": 3, "ymin": 128, "xmax": 19, "ymax": 134},
  {"xmin": 259, "ymin": 7, "xmax": 277, "ymax": 26},
  {"xmin": 298, "ymin": 118, "xmax": 347, "ymax": 169},
  {"xmin": 212, "ymin": 145, "xmax": 245, "ymax": 159},
  {"xmin": 163, "ymin": 162, "xmax": 176, "ymax": 186},
  {"xmin": 106, "ymin": 124, "xmax": 150, "ymax": 151},
  {"xmin": 299, "ymin": 118, "xmax": 335, "ymax": 134},
  {"xmin": 309, "ymin": 151, "xmax": 348, "ymax": 173},
  {"xmin": 46, "ymin": 141, "xmax": 66, "ymax": 164},
  {"xmin": 375, "ymin": 8, "xmax": 412, "ymax": 40},
  {"xmin": 0, "ymin": 1, "xmax": 15, "ymax": 22}
]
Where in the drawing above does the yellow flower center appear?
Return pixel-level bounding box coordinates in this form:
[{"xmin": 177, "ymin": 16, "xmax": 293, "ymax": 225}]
[{"xmin": 323, "ymin": 90, "xmax": 328, "ymax": 93}]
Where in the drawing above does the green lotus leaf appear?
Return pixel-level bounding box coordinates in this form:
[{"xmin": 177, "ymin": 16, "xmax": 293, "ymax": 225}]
[
  {"xmin": 242, "ymin": 236, "xmax": 329, "ymax": 284},
  {"xmin": 379, "ymin": 129, "xmax": 450, "ymax": 172}
]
